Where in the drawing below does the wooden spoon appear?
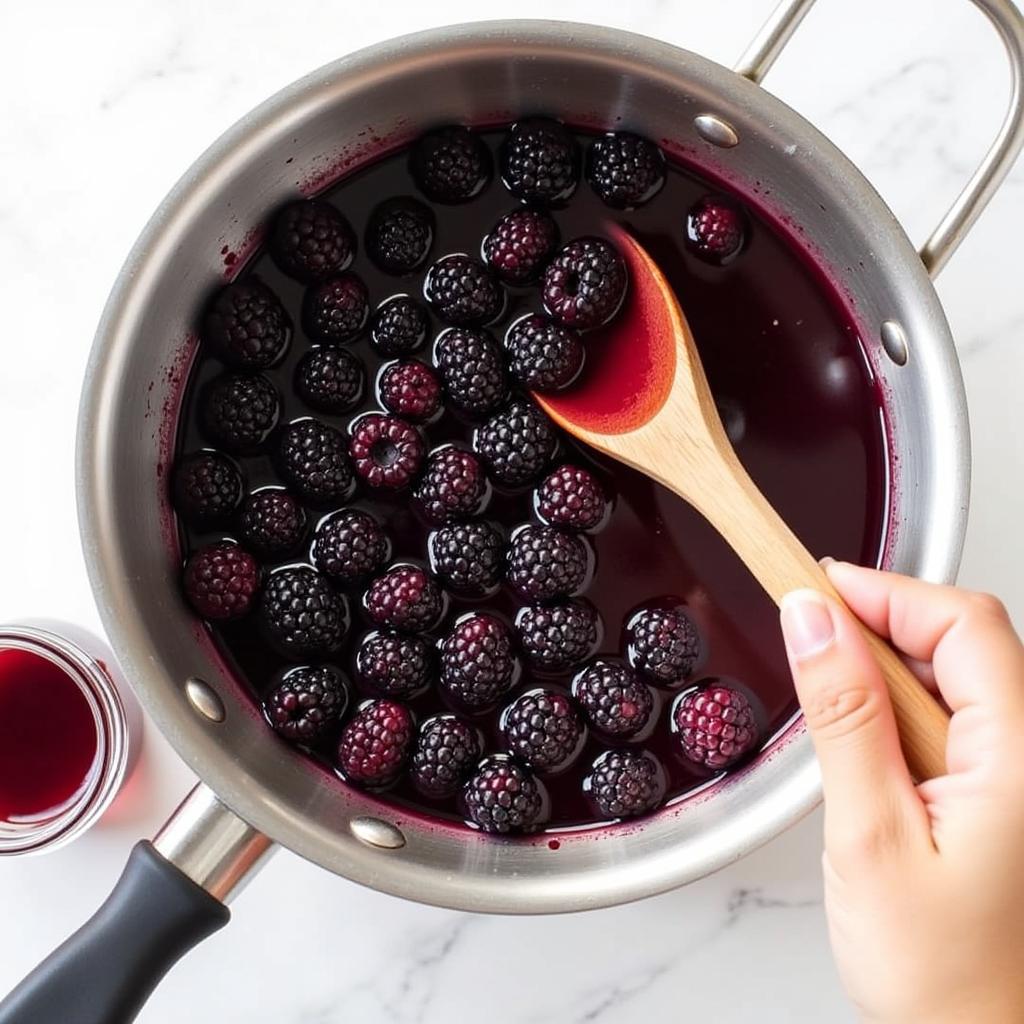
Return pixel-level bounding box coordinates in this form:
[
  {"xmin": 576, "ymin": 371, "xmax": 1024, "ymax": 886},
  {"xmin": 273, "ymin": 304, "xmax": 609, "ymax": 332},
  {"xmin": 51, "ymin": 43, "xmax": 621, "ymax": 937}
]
[{"xmin": 536, "ymin": 228, "xmax": 949, "ymax": 782}]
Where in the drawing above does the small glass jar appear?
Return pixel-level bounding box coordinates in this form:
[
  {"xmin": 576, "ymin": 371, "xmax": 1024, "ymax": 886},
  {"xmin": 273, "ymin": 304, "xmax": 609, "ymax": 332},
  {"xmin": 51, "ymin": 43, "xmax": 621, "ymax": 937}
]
[{"xmin": 0, "ymin": 620, "xmax": 142, "ymax": 855}]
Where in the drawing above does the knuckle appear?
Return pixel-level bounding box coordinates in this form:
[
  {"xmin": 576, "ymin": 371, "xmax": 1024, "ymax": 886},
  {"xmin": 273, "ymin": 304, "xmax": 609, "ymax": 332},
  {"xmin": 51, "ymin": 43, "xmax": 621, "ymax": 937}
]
[
  {"xmin": 803, "ymin": 682, "xmax": 882, "ymax": 741},
  {"xmin": 829, "ymin": 799, "xmax": 908, "ymax": 866},
  {"xmin": 967, "ymin": 591, "xmax": 1010, "ymax": 624}
]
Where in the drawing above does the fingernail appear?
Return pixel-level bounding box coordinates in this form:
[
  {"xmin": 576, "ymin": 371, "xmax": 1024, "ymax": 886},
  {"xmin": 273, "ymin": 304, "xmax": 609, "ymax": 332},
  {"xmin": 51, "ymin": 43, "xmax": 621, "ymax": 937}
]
[
  {"xmin": 819, "ymin": 555, "xmax": 836, "ymax": 569},
  {"xmin": 780, "ymin": 590, "xmax": 836, "ymax": 660}
]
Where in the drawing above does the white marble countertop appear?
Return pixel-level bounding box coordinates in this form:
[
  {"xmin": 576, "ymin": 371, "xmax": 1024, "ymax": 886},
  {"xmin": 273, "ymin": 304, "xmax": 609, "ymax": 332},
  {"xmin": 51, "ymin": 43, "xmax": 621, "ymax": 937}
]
[{"xmin": 1, "ymin": 0, "xmax": 1022, "ymax": 1021}]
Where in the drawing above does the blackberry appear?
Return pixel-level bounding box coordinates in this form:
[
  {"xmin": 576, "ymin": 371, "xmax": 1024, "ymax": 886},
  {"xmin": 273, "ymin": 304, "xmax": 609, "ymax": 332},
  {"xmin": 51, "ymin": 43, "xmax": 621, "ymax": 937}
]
[
  {"xmin": 378, "ymin": 360, "xmax": 441, "ymax": 422},
  {"xmin": 586, "ymin": 132, "xmax": 666, "ymax": 209},
  {"xmin": 500, "ymin": 688, "xmax": 584, "ymax": 772},
  {"xmin": 424, "ymin": 254, "xmax": 504, "ymax": 326},
  {"xmin": 473, "ymin": 398, "xmax": 557, "ymax": 486},
  {"xmin": 270, "ymin": 199, "xmax": 355, "ymax": 282},
  {"xmin": 356, "ymin": 630, "xmax": 433, "ymax": 698},
  {"xmin": 428, "ymin": 521, "xmax": 505, "ymax": 593},
  {"xmin": 432, "ymin": 327, "xmax": 507, "ymax": 417},
  {"xmin": 302, "ymin": 273, "xmax": 369, "ymax": 344},
  {"xmin": 240, "ymin": 488, "xmax": 307, "ymax": 556},
  {"xmin": 627, "ymin": 607, "xmax": 701, "ymax": 686},
  {"xmin": 503, "ymin": 314, "xmax": 583, "ymax": 392},
  {"xmin": 348, "ymin": 413, "xmax": 425, "ymax": 490},
  {"xmin": 535, "ymin": 464, "xmax": 607, "ymax": 531},
  {"xmin": 674, "ymin": 685, "xmax": 758, "ymax": 769},
  {"xmin": 482, "ymin": 208, "xmax": 559, "ymax": 285},
  {"xmin": 201, "ymin": 373, "xmax": 280, "ymax": 452},
  {"xmin": 366, "ymin": 196, "xmax": 434, "ymax": 274},
  {"xmin": 278, "ymin": 419, "xmax": 353, "ymax": 505},
  {"xmin": 410, "ymin": 714, "xmax": 481, "ymax": 799},
  {"xmin": 365, "ymin": 565, "xmax": 444, "ymax": 633},
  {"xmin": 203, "ymin": 279, "xmax": 291, "ymax": 370},
  {"xmin": 463, "ymin": 755, "xmax": 544, "ymax": 834},
  {"xmin": 571, "ymin": 661, "xmax": 653, "ymax": 738},
  {"xmin": 506, "ymin": 524, "xmax": 589, "ymax": 601},
  {"xmin": 295, "ymin": 347, "xmax": 364, "ymax": 413},
  {"xmin": 370, "ymin": 295, "xmax": 429, "ymax": 356},
  {"xmin": 337, "ymin": 699, "xmax": 414, "ymax": 787},
  {"xmin": 263, "ymin": 665, "xmax": 348, "ymax": 744},
  {"xmin": 516, "ymin": 601, "xmax": 600, "ymax": 673},
  {"xmin": 173, "ymin": 450, "xmax": 243, "ymax": 527},
  {"xmin": 500, "ymin": 118, "xmax": 579, "ymax": 204},
  {"xmin": 414, "ymin": 447, "xmax": 488, "ymax": 524},
  {"xmin": 543, "ymin": 236, "xmax": 627, "ymax": 330},
  {"xmin": 310, "ymin": 509, "xmax": 390, "ymax": 585},
  {"xmin": 411, "ymin": 126, "xmax": 491, "ymax": 203},
  {"xmin": 586, "ymin": 749, "xmax": 665, "ymax": 818},
  {"xmin": 686, "ymin": 195, "xmax": 746, "ymax": 265},
  {"xmin": 440, "ymin": 613, "xmax": 517, "ymax": 710},
  {"xmin": 261, "ymin": 565, "xmax": 348, "ymax": 655},
  {"xmin": 183, "ymin": 542, "xmax": 259, "ymax": 621}
]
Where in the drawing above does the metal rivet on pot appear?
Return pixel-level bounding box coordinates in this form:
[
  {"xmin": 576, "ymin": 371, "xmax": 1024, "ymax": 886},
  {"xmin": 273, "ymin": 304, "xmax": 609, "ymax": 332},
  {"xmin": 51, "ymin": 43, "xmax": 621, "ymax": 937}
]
[
  {"xmin": 880, "ymin": 320, "xmax": 909, "ymax": 366},
  {"xmin": 350, "ymin": 816, "xmax": 406, "ymax": 850},
  {"xmin": 694, "ymin": 114, "xmax": 739, "ymax": 148},
  {"xmin": 185, "ymin": 677, "xmax": 226, "ymax": 723}
]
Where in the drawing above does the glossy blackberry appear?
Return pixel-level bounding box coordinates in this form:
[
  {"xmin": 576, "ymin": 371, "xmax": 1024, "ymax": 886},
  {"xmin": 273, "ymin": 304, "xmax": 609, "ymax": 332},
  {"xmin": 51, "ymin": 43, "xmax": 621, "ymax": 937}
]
[
  {"xmin": 410, "ymin": 714, "xmax": 481, "ymax": 799},
  {"xmin": 370, "ymin": 295, "xmax": 430, "ymax": 356},
  {"xmin": 270, "ymin": 199, "xmax": 355, "ymax": 282},
  {"xmin": 432, "ymin": 327, "xmax": 507, "ymax": 417},
  {"xmin": 686, "ymin": 195, "xmax": 746, "ymax": 265},
  {"xmin": 414, "ymin": 447, "xmax": 488, "ymax": 524},
  {"xmin": 337, "ymin": 699, "xmax": 414, "ymax": 787},
  {"xmin": 263, "ymin": 666, "xmax": 348, "ymax": 744},
  {"xmin": 501, "ymin": 688, "xmax": 584, "ymax": 772},
  {"xmin": 349, "ymin": 413, "xmax": 425, "ymax": 490},
  {"xmin": 516, "ymin": 601, "xmax": 600, "ymax": 673},
  {"xmin": 428, "ymin": 521, "xmax": 505, "ymax": 593},
  {"xmin": 240, "ymin": 489, "xmax": 306, "ymax": 556},
  {"xmin": 365, "ymin": 565, "xmax": 444, "ymax": 633},
  {"xmin": 310, "ymin": 509, "xmax": 390, "ymax": 585},
  {"xmin": 203, "ymin": 279, "xmax": 291, "ymax": 370},
  {"xmin": 586, "ymin": 132, "xmax": 666, "ymax": 209},
  {"xmin": 463, "ymin": 755, "xmax": 544, "ymax": 834},
  {"xmin": 674, "ymin": 685, "xmax": 758, "ymax": 769},
  {"xmin": 378, "ymin": 360, "xmax": 441, "ymax": 422},
  {"xmin": 201, "ymin": 373, "xmax": 280, "ymax": 452},
  {"xmin": 261, "ymin": 565, "xmax": 348, "ymax": 655},
  {"xmin": 366, "ymin": 196, "xmax": 434, "ymax": 274},
  {"xmin": 543, "ymin": 236, "xmax": 627, "ymax": 330},
  {"xmin": 506, "ymin": 524, "xmax": 589, "ymax": 601},
  {"xmin": 356, "ymin": 630, "xmax": 432, "ymax": 698},
  {"xmin": 535, "ymin": 464, "xmax": 607, "ymax": 531},
  {"xmin": 473, "ymin": 398, "xmax": 557, "ymax": 486},
  {"xmin": 295, "ymin": 347, "xmax": 364, "ymax": 413},
  {"xmin": 440, "ymin": 613, "xmax": 517, "ymax": 710},
  {"xmin": 482, "ymin": 208, "xmax": 559, "ymax": 285},
  {"xmin": 572, "ymin": 661, "xmax": 653, "ymax": 738},
  {"xmin": 586, "ymin": 749, "xmax": 665, "ymax": 818},
  {"xmin": 628, "ymin": 607, "xmax": 701, "ymax": 686},
  {"xmin": 424, "ymin": 254, "xmax": 504, "ymax": 326},
  {"xmin": 183, "ymin": 542, "xmax": 259, "ymax": 621},
  {"xmin": 173, "ymin": 450, "xmax": 243, "ymax": 527},
  {"xmin": 278, "ymin": 419, "xmax": 353, "ymax": 505},
  {"xmin": 500, "ymin": 118, "xmax": 579, "ymax": 204},
  {"xmin": 411, "ymin": 126, "xmax": 491, "ymax": 203},
  {"xmin": 302, "ymin": 273, "xmax": 369, "ymax": 344},
  {"xmin": 503, "ymin": 314, "xmax": 583, "ymax": 392}
]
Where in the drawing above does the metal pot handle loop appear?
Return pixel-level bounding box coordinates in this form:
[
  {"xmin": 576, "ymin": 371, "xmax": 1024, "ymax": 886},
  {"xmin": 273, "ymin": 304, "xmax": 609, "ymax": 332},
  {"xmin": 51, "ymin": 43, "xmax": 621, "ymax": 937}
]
[{"xmin": 735, "ymin": 0, "xmax": 1024, "ymax": 278}]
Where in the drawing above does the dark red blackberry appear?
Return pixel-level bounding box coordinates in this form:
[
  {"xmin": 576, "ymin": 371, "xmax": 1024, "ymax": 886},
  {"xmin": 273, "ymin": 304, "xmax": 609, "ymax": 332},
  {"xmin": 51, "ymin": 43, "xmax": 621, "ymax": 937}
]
[
  {"xmin": 473, "ymin": 398, "xmax": 557, "ymax": 486},
  {"xmin": 686, "ymin": 195, "xmax": 746, "ymax": 265},
  {"xmin": 366, "ymin": 196, "xmax": 434, "ymax": 274},
  {"xmin": 428, "ymin": 521, "xmax": 505, "ymax": 593},
  {"xmin": 302, "ymin": 273, "xmax": 369, "ymax": 344},
  {"xmin": 674, "ymin": 685, "xmax": 758, "ymax": 769},
  {"xmin": 503, "ymin": 314, "xmax": 583, "ymax": 392},
  {"xmin": 410, "ymin": 714, "xmax": 481, "ymax": 799},
  {"xmin": 262, "ymin": 665, "xmax": 348, "ymax": 744},
  {"xmin": 586, "ymin": 132, "xmax": 666, "ymax": 209},
  {"xmin": 515, "ymin": 601, "xmax": 600, "ymax": 673},
  {"xmin": 278, "ymin": 419, "xmax": 354, "ymax": 505},
  {"xmin": 378, "ymin": 360, "xmax": 441, "ymax": 422},
  {"xmin": 295, "ymin": 347, "xmax": 364, "ymax": 413},
  {"xmin": 370, "ymin": 295, "xmax": 429, "ymax": 356},
  {"xmin": 203, "ymin": 279, "xmax": 291, "ymax": 370},
  {"xmin": 337, "ymin": 699, "xmax": 414, "ymax": 787},
  {"xmin": 482, "ymin": 208, "xmax": 559, "ymax": 285},
  {"xmin": 440, "ymin": 613, "xmax": 517, "ymax": 710},
  {"xmin": 240, "ymin": 488, "xmax": 307, "ymax": 556},
  {"xmin": 411, "ymin": 126, "xmax": 491, "ymax": 204},
  {"xmin": 424, "ymin": 254, "xmax": 504, "ymax": 326},
  {"xmin": 201, "ymin": 373, "xmax": 280, "ymax": 452},
  {"xmin": 571, "ymin": 661, "xmax": 653, "ymax": 738},
  {"xmin": 173, "ymin": 450, "xmax": 243, "ymax": 527},
  {"xmin": 310, "ymin": 509, "xmax": 390, "ymax": 585},
  {"xmin": 356, "ymin": 630, "xmax": 433, "ymax": 698},
  {"xmin": 413, "ymin": 447, "xmax": 488, "ymax": 524},
  {"xmin": 499, "ymin": 118, "xmax": 579, "ymax": 204},
  {"xmin": 543, "ymin": 236, "xmax": 628, "ymax": 330},
  {"xmin": 270, "ymin": 199, "xmax": 355, "ymax": 282},
  {"xmin": 463, "ymin": 755, "xmax": 544, "ymax": 834},
  {"xmin": 585, "ymin": 749, "xmax": 665, "ymax": 818},
  {"xmin": 500, "ymin": 688, "xmax": 584, "ymax": 772},
  {"xmin": 348, "ymin": 413, "xmax": 425, "ymax": 490},
  {"xmin": 183, "ymin": 542, "xmax": 259, "ymax": 621},
  {"xmin": 432, "ymin": 327, "xmax": 507, "ymax": 417},
  {"xmin": 535, "ymin": 464, "xmax": 607, "ymax": 531},
  {"xmin": 506, "ymin": 524, "xmax": 589, "ymax": 601},
  {"xmin": 627, "ymin": 607, "xmax": 701, "ymax": 686},
  {"xmin": 365, "ymin": 565, "xmax": 444, "ymax": 633},
  {"xmin": 261, "ymin": 565, "xmax": 348, "ymax": 655}
]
